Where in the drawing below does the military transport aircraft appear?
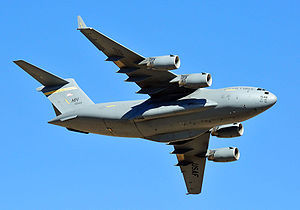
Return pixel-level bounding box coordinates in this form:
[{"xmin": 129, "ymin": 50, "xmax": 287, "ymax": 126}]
[{"xmin": 14, "ymin": 16, "xmax": 277, "ymax": 194}]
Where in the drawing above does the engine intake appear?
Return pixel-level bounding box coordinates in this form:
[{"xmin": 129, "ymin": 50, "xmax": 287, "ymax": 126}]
[
  {"xmin": 170, "ymin": 73, "xmax": 212, "ymax": 89},
  {"xmin": 139, "ymin": 55, "xmax": 180, "ymax": 70},
  {"xmin": 207, "ymin": 147, "xmax": 240, "ymax": 162},
  {"xmin": 211, "ymin": 123, "xmax": 244, "ymax": 138}
]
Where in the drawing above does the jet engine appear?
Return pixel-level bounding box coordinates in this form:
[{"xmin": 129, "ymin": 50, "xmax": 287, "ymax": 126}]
[
  {"xmin": 138, "ymin": 55, "xmax": 180, "ymax": 70},
  {"xmin": 207, "ymin": 147, "xmax": 240, "ymax": 162},
  {"xmin": 211, "ymin": 123, "xmax": 244, "ymax": 138},
  {"xmin": 170, "ymin": 73, "xmax": 212, "ymax": 89}
]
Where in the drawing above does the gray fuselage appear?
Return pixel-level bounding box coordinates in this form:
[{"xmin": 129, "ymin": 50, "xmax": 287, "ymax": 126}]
[{"xmin": 49, "ymin": 86, "xmax": 277, "ymax": 142}]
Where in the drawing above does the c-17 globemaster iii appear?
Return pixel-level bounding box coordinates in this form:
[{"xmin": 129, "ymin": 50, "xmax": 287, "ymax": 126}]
[{"xmin": 14, "ymin": 16, "xmax": 277, "ymax": 194}]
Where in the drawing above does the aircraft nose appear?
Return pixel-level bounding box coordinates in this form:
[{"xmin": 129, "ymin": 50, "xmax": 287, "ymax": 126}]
[{"xmin": 268, "ymin": 92, "xmax": 277, "ymax": 106}]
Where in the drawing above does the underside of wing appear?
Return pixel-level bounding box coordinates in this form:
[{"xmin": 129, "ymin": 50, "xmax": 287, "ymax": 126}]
[
  {"xmin": 169, "ymin": 132, "xmax": 211, "ymax": 194},
  {"xmin": 77, "ymin": 16, "xmax": 195, "ymax": 99}
]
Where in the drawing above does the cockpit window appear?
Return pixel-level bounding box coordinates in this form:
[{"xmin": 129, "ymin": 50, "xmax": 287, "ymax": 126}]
[
  {"xmin": 265, "ymin": 91, "xmax": 269, "ymax": 94},
  {"xmin": 257, "ymin": 88, "xmax": 266, "ymax": 91}
]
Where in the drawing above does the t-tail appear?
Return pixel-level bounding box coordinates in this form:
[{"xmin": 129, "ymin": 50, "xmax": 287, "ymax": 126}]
[{"xmin": 13, "ymin": 60, "xmax": 94, "ymax": 115}]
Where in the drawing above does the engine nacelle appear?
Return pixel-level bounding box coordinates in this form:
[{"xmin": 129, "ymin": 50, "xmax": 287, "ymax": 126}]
[
  {"xmin": 170, "ymin": 73, "xmax": 212, "ymax": 89},
  {"xmin": 139, "ymin": 55, "xmax": 180, "ymax": 70},
  {"xmin": 211, "ymin": 123, "xmax": 244, "ymax": 138},
  {"xmin": 207, "ymin": 147, "xmax": 240, "ymax": 162}
]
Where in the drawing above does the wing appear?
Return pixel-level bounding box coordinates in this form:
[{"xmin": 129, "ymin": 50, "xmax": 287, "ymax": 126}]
[
  {"xmin": 77, "ymin": 16, "xmax": 194, "ymax": 99},
  {"xmin": 169, "ymin": 132, "xmax": 210, "ymax": 194}
]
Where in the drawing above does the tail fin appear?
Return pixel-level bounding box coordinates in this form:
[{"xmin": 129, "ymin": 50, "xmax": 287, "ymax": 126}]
[{"xmin": 14, "ymin": 60, "xmax": 94, "ymax": 114}]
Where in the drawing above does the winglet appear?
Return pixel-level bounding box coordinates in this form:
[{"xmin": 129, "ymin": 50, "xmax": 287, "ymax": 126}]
[{"xmin": 77, "ymin": 16, "xmax": 87, "ymax": 29}]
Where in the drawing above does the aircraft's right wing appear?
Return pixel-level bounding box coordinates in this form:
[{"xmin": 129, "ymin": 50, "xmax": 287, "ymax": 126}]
[
  {"xmin": 169, "ymin": 132, "xmax": 210, "ymax": 194},
  {"xmin": 77, "ymin": 16, "xmax": 195, "ymax": 99}
]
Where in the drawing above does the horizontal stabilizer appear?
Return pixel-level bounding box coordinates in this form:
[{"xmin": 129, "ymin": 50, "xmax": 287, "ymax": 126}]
[{"xmin": 13, "ymin": 60, "xmax": 68, "ymax": 87}]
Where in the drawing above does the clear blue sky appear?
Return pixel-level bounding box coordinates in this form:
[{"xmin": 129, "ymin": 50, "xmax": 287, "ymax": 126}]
[{"xmin": 1, "ymin": 0, "xmax": 299, "ymax": 209}]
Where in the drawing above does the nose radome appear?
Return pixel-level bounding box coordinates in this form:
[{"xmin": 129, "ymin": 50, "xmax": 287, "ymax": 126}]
[{"xmin": 269, "ymin": 92, "xmax": 277, "ymax": 106}]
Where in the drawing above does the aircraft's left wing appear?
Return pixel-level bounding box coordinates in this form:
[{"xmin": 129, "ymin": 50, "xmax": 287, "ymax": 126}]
[
  {"xmin": 77, "ymin": 16, "xmax": 145, "ymax": 68},
  {"xmin": 169, "ymin": 132, "xmax": 210, "ymax": 194},
  {"xmin": 77, "ymin": 16, "xmax": 194, "ymax": 99}
]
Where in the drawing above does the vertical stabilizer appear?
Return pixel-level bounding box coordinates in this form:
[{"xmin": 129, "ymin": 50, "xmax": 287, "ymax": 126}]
[
  {"xmin": 14, "ymin": 60, "xmax": 94, "ymax": 114},
  {"xmin": 40, "ymin": 78, "xmax": 94, "ymax": 113}
]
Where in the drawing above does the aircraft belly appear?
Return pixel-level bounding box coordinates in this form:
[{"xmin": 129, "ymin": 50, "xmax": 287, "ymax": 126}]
[
  {"xmin": 134, "ymin": 107, "xmax": 242, "ymax": 138},
  {"xmin": 135, "ymin": 112, "xmax": 210, "ymax": 137},
  {"xmin": 62, "ymin": 117, "xmax": 112, "ymax": 136},
  {"xmin": 103, "ymin": 119, "xmax": 143, "ymax": 137}
]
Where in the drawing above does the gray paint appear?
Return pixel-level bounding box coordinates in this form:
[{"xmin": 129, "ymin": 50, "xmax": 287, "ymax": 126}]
[
  {"xmin": 46, "ymin": 87, "xmax": 276, "ymax": 141},
  {"xmin": 13, "ymin": 16, "xmax": 277, "ymax": 195}
]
